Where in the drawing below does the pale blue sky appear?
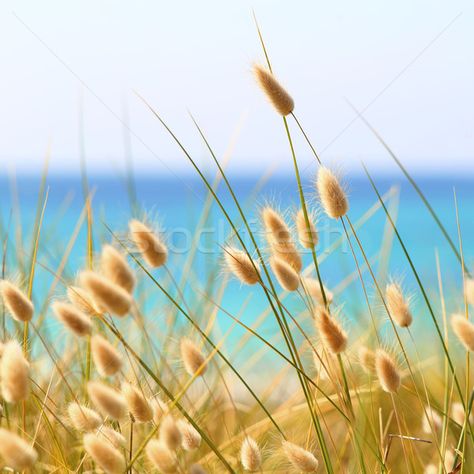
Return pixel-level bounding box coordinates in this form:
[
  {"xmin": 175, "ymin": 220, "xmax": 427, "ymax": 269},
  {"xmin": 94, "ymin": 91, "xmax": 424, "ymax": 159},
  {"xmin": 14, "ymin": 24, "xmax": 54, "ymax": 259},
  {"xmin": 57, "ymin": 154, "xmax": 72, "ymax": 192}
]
[{"xmin": 0, "ymin": 1, "xmax": 472, "ymax": 176}]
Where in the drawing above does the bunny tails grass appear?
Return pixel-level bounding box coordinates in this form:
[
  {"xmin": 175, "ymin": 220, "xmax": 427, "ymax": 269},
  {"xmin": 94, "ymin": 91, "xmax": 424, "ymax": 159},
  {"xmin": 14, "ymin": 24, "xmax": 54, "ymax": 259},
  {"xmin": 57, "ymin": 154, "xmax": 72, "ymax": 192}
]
[
  {"xmin": 316, "ymin": 167, "xmax": 348, "ymax": 219},
  {"xmin": 177, "ymin": 419, "xmax": 202, "ymax": 451},
  {"xmin": 296, "ymin": 208, "xmax": 318, "ymax": 248},
  {"xmin": 91, "ymin": 334, "xmax": 123, "ymax": 376},
  {"xmin": 1, "ymin": 340, "xmax": 29, "ymax": 403},
  {"xmin": 87, "ymin": 381, "xmax": 127, "ymax": 420},
  {"xmin": 315, "ymin": 307, "xmax": 347, "ymax": 354},
  {"xmin": 0, "ymin": 280, "xmax": 34, "ymax": 322},
  {"xmin": 67, "ymin": 402, "xmax": 102, "ymax": 431},
  {"xmin": 270, "ymin": 255, "xmax": 300, "ymax": 291},
  {"xmin": 100, "ymin": 244, "xmax": 135, "ymax": 293},
  {"xmin": 375, "ymin": 349, "xmax": 401, "ymax": 393},
  {"xmin": 129, "ymin": 219, "xmax": 167, "ymax": 268},
  {"xmin": 2, "ymin": 29, "xmax": 474, "ymax": 474},
  {"xmin": 224, "ymin": 246, "xmax": 260, "ymax": 285},
  {"xmin": 79, "ymin": 270, "xmax": 132, "ymax": 316},
  {"xmin": 451, "ymin": 314, "xmax": 474, "ymax": 351},
  {"xmin": 83, "ymin": 433, "xmax": 125, "ymax": 474},
  {"xmin": 240, "ymin": 436, "xmax": 262, "ymax": 471},
  {"xmin": 385, "ymin": 282, "xmax": 413, "ymax": 328},
  {"xmin": 180, "ymin": 337, "xmax": 207, "ymax": 376},
  {"xmin": 0, "ymin": 429, "xmax": 37, "ymax": 471},
  {"xmin": 122, "ymin": 382, "xmax": 153, "ymax": 423},
  {"xmin": 282, "ymin": 441, "xmax": 319, "ymax": 472},
  {"xmin": 146, "ymin": 440, "xmax": 177, "ymax": 473},
  {"xmin": 253, "ymin": 63, "xmax": 294, "ymax": 116},
  {"xmin": 52, "ymin": 301, "xmax": 92, "ymax": 337}
]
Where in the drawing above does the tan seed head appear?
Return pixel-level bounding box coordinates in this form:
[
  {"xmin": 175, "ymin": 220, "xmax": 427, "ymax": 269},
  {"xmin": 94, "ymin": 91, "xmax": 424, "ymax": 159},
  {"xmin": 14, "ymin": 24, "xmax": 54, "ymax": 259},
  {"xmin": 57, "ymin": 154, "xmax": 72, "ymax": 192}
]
[
  {"xmin": 422, "ymin": 406, "xmax": 442, "ymax": 434},
  {"xmin": 451, "ymin": 314, "xmax": 474, "ymax": 351},
  {"xmin": 282, "ymin": 441, "xmax": 319, "ymax": 472},
  {"xmin": 151, "ymin": 396, "xmax": 168, "ymax": 424},
  {"xmin": 67, "ymin": 285, "xmax": 98, "ymax": 315},
  {"xmin": 358, "ymin": 346, "xmax": 376, "ymax": 374},
  {"xmin": 316, "ymin": 167, "xmax": 348, "ymax": 219},
  {"xmin": 180, "ymin": 338, "xmax": 206, "ymax": 377},
  {"xmin": 303, "ymin": 278, "xmax": 333, "ymax": 306},
  {"xmin": 270, "ymin": 256, "xmax": 300, "ymax": 291},
  {"xmin": 315, "ymin": 307, "xmax": 347, "ymax": 354},
  {"xmin": 262, "ymin": 207, "xmax": 302, "ymax": 272},
  {"xmin": 1, "ymin": 340, "xmax": 29, "ymax": 403},
  {"xmin": 0, "ymin": 428, "xmax": 37, "ymax": 471},
  {"xmin": 79, "ymin": 271, "xmax": 131, "ymax": 317},
  {"xmin": 96, "ymin": 427, "xmax": 126, "ymax": 448},
  {"xmin": 177, "ymin": 419, "xmax": 201, "ymax": 451},
  {"xmin": 224, "ymin": 247, "xmax": 260, "ymax": 285},
  {"xmin": 253, "ymin": 63, "xmax": 294, "ymax": 116},
  {"xmin": 385, "ymin": 283, "xmax": 412, "ymax": 327},
  {"xmin": 83, "ymin": 433, "xmax": 125, "ymax": 474},
  {"xmin": 375, "ymin": 349, "xmax": 401, "ymax": 393},
  {"xmin": 189, "ymin": 464, "xmax": 208, "ymax": 474},
  {"xmin": 122, "ymin": 382, "xmax": 153, "ymax": 423},
  {"xmin": 451, "ymin": 401, "xmax": 473, "ymax": 426},
  {"xmin": 146, "ymin": 439, "xmax": 177, "ymax": 473},
  {"xmin": 52, "ymin": 301, "xmax": 92, "ymax": 337},
  {"xmin": 87, "ymin": 381, "xmax": 127, "ymax": 420},
  {"xmin": 91, "ymin": 334, "xmax": 123, "ymax": 377},
  {"xmin": 159, "ymin": 415, "xmax": 182, "ymax": 451},
  {"xmin": 129, "ymin": 219, "xmax": 167, "ymax": 268},
  {"xmin": 240, "ymin": 436, "xmax": 262, "ymax": 471},
  {"xmin": 296, "ymin": 209, "xmax": 318, "ymax": 248},
  {"xmin": 100, "ymin": 244, "xmax": 135, "ymax": 293},
  {"xmin": 0, "ymin": 280, "xmax": 33, "ymax": 322},
  {"xmin": 67, "ymin": 403, "xmax": 102, "ymax": 432}
]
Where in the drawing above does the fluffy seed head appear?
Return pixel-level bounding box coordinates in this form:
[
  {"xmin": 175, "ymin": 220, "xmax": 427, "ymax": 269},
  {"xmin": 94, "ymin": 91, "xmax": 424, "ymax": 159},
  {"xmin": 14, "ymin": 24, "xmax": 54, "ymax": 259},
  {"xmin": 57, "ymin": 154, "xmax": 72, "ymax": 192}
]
[
  {"xmin": 79, "ymin": 271, "xmax": 132, "ymax": 317},
  {"xmin": 91, "ymin": 334, "xmax": 123, "ymax": 377},
  {"xmin": 451, "ymin": 401, "xmax": 473, "ymax": 426},
  {"xmin": 296, "ymin": 209, "xmax": 318, "ymax": 248},
  {"xmin": 189, "ymin": 464, "xmax": 207, "ymax": 474},
  {"xmin": 180, "ymin": 338, "xmax": 206, "ymax": 376},
  {"xmin": 1, "ymin": 340, "xmax": 29, "ymax": 403},
  {"xmin": 0, "ymin": 428, "xmax": 37, "ymax": 471},
  {"xmin": 52, "ymin": 301, "xmax": 92, "ymax": 337},
  {"xmin": 315, "ymin": 307, "xmax": 347, "ymax": 354},
  {"xmin": 464, "ymin": 278, "xmax": 474, "ymax": 306},
  {"xmin": 83, "ymin": 433, "xmax": 125, "ymax": 474},
  {"xmin": 87, "ymin": 381, "xmax": 127, "ymax": 420},
  {"xmin": 253, "ymin": 63, "xmax": 294, "ymax": 116},
  {"xmin": 97, "ymin": 427, "xmax": 126, "ymax": 448},
  {"xmin": 270, "ymin": 256, "xmax": 300, "ymax": 291},
  {"xmin": 151, "ymin": 397, "xmax": 168, "ymax": 424},
  {"xmin": 316, "ymin": 167, "xmax": 348, "ymax": 219},
  {"xmin": 146, "ymin": 440, "xmax": 177, "ymax": 473},
  {"xmin": 422, "ymin": 406, "xmax": 442, "ymax": 434},
  {"xmin": 67, "ymin": 403, "xmax": 102, "ymax": 432},
  {"xmin": 451, "ymin": 314, "xmax": 474, "ymax": 351},
  {"xmin": 385, "ymin": 283, "xmax": 412, "ymax": 327},
  {"xmin": 100, "ymin": 244, "xmax": 135, "ymax": 293},
  {"xmin": 358, "ymin": 346, "xmax": 376, "ymax": 374},
  {"xmin": 262, "ymin": 207, "xmax": 302, "ymax": 272},
  {"xmin": 375, "ymin": 349, "xmax": 401, "ymax": 393},
  {"xmin": 240, "ymin": 436, "xmax": 262, "ymax": 471},
  {"xmin": 129, "ymin": 219, "xmax": 167, "ymax": 268},
  {"xmin": 177, "ymin": 419, "xmax": 201, "ymax": 450},
  {"xmin": 224, "ymin": 247, "xmax": 260, "ymax": 285},
  {"xmin": 67, "ymin": 285, "xmax": 98, "ymax": 315},
  {"xmin": 159, "ymin": 415, "xmax": 182, "ymax": 451},
  {"xmin": 122, "ymin": 382, "xmax": 153, "ymax": 423},
  {"xmin": 0, "ymin": 280, "xmax": 33, "ymax": 322},
  {"xmin": 303, "ymin": 278, "xmax": 333, "ymax": 306},
  {"xmin": 282, "ymin": 441, "xmax": 319, "ymax": 472}
]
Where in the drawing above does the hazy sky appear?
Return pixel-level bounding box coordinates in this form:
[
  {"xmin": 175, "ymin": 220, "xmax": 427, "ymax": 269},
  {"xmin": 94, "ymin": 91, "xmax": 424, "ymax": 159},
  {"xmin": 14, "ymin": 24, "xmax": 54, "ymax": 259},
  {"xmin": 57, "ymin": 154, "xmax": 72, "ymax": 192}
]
[{"xmin": 0, "ymin": 0, "xmax": 472, "ymax": 177}]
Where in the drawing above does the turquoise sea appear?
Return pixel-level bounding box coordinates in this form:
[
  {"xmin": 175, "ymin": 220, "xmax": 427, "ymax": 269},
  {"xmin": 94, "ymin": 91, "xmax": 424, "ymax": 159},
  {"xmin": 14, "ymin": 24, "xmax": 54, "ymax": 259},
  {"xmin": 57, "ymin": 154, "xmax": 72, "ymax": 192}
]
[{"xmin": 0, "ymin": 173, "xmax": 473, "ymax": 352}]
